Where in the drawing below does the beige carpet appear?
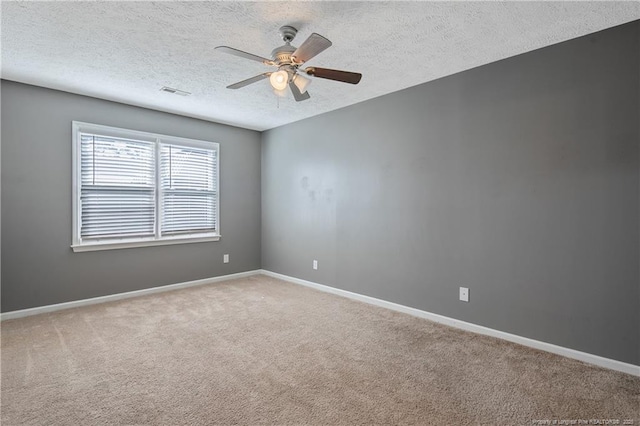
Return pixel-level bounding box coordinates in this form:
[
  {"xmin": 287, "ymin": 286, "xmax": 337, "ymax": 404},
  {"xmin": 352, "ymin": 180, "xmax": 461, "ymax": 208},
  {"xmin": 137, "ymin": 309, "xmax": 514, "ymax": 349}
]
[{"xmin": 1, "ymin": 275, "xmax": 638, "ymax": 425}]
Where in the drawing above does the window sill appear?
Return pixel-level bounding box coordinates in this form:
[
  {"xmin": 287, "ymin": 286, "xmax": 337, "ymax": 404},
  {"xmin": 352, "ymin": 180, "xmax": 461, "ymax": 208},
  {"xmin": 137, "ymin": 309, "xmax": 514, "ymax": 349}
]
[{"xmin": 71, "ymin": 234, "xmax": 221, "ymax": 252}]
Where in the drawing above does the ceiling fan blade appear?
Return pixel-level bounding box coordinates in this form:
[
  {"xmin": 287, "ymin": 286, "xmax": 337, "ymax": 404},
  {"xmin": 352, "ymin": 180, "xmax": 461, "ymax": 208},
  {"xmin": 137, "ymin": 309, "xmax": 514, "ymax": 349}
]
[
  {"xmin": 215, "ymin": 46, "xmax": 273, "ymax": 65},
  {"xmin": 289, "ymin": 81, "xmax": 310, "ymax": 102},
  {"xmin": 227, "ymin": 73, "xmax": 271, "ymax": 89},
  {"xmin": 291, "ymin": 33, "xmax": 332, "ymax": 64},
  {"xmin": 305, "ymin": 67, "xmax": 362, "ymax": 85}
]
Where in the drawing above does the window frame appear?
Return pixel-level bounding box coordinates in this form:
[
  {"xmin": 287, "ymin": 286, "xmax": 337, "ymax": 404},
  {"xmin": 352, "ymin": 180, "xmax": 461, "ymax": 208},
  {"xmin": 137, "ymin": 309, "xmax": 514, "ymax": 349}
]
[{"xmin": 71, "ymin": 121, "xmax": 220, "ymax": 252}]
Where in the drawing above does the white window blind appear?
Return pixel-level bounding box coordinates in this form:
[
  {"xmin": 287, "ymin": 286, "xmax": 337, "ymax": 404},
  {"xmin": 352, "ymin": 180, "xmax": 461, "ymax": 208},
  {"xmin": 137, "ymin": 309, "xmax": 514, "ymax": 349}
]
[
  {"xmin": 72, "ymin": 122, "xmax": 220, "ymax": 252},
  {"xmin": 160, "ymin": 144, "xmax": 218, "ymax": 235},
  {"xmin": 80, "ymin": 135, "xmax": 156, "ymax": 240}
]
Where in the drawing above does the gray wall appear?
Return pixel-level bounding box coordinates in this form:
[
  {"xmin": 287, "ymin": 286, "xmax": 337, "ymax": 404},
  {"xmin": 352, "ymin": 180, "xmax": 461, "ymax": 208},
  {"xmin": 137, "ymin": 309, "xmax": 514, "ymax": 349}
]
[
  {"xmin": 1, "ymin": 81, "xmax": 261, "ymax": 312},
  {"xmin": 262, "ymin": 22, "xmax": 640, "ymax": 364},
  {"xmin": 2, "ymin": 23, "xmax": 638, "ymax": 366}
]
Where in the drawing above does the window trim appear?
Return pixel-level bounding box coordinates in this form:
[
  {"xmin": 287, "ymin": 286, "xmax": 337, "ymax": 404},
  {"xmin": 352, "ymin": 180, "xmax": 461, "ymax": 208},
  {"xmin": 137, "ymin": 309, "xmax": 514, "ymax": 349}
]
[{"xmin": 71, "ymin": 121, "xmax": 220, "ymax": 252}]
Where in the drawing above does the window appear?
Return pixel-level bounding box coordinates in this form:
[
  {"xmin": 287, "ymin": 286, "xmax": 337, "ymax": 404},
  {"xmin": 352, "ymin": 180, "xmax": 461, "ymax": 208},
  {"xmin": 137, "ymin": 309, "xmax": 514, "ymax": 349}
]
[{"xmin": 72, "ymin": 122, "xmax": 219, "ymax": 252}]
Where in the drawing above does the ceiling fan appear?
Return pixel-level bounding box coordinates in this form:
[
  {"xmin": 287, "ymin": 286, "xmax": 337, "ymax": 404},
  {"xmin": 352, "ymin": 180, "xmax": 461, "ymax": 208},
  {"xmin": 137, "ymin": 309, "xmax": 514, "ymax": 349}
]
[{"xmin": 215, "ymin": 25, "xmax": 362, "ymax": 102}]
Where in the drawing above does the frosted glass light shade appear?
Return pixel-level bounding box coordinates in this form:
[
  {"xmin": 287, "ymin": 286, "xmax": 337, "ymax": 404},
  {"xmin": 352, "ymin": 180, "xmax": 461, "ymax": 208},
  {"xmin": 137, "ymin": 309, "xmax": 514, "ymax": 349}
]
[
  {"xmin": 293, "ymin": 74, "xmax": 311, "ymax": 93},
  {"xmin": 269, "ymin": 70, "xmax": 289, "ymax": 91}
]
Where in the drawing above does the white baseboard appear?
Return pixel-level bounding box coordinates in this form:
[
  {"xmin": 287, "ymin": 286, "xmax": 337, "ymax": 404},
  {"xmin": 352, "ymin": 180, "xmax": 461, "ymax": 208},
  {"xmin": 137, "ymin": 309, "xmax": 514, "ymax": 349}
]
[
  {"xmin": 0, "ymin": 270, "xmax": 261, "ymax": 321},
  {"xmin": 259, "ymin": 269, "xmax": 640, "ymax": 377}
]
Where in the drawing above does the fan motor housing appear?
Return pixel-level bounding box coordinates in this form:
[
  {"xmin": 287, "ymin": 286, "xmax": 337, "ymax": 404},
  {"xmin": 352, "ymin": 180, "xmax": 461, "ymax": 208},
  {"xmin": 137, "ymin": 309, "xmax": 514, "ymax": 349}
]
[{"xmin": 271, "ymin": 44, "xmax": 296, "ymax": 66}]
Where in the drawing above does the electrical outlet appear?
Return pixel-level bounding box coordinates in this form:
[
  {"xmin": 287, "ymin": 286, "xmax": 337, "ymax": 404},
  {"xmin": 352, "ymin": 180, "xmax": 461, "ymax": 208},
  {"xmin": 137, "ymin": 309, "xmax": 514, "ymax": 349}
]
[
  {"xmin": 223, "ymin": 254, "xmax": 229, "ymax": 264},
  {"xmin": 313, "ymin": 260, "xmax": 318, "ymax": 270},
  {"xmin": 459, "ymin": 287, "xmax": 469, "ymax": 302}
]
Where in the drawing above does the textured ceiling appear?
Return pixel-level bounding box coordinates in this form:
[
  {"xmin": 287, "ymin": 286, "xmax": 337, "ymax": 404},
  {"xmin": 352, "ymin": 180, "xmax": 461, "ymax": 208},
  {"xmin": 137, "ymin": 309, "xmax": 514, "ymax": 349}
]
[{"xmin": 2, "ymin": 2, "xmax": 639, "ymax": 131}]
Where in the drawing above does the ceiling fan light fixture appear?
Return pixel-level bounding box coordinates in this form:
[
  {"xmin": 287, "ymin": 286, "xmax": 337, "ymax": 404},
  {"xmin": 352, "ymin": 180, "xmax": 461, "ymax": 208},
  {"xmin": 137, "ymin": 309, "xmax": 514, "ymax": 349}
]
[
  {"xmin": 292, "ymin": 74, "xmax": 311, "ymax": 93},
  {"xmin": 269, "ymin": 70, "xmax": 289, "ymax": 91},
  {"xmin": 217, "ymin": 25, "xmax": 362, "ymax": 103}
]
